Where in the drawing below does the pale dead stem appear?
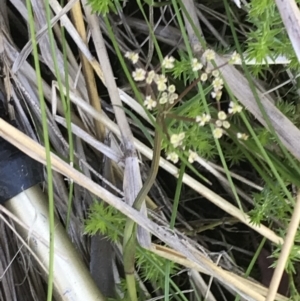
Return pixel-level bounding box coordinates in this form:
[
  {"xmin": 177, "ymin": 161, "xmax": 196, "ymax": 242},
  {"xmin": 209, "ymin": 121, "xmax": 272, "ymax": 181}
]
[
  {"xmin": 276, "ymin": 0, "xmax": 300, "ymax": 62},
  {"xmin": 266, "ymin": 191, "xmax": 300, "ymax": 301},
  {"xmin": 0, "ymin": 207, "xmax": 49, "ymax": 276},
  {"xmin": 68, "ymin": 0, "xmax": 105, "ymax": 141},
  {"xmin": 80, "ymin": 0, "xmax": 150, "ymax": 247}
]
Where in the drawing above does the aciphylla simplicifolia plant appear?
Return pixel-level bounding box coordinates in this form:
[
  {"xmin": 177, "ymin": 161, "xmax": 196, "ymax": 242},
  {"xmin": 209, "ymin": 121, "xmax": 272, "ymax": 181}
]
[
  {"xmin": 85, "ymin": 49, "xmax": 248, "ymax": 301},
  {"xmin": 83, "ymin": 1, "xmax": 300, "ymax": 300}
]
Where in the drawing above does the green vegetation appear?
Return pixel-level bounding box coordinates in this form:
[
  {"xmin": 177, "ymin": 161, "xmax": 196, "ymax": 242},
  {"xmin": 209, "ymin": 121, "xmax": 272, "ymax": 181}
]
[{"xmin": 10, "ymin": 0, "xmax": 300, "ymax": 300}]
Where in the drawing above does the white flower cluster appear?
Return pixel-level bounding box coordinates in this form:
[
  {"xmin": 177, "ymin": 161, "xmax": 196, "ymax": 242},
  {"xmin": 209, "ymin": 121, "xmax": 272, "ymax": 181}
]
[
  {"xmin": 158, "ymin": 85, "xmax": 178, "ymax": 105},
  {"xmin": 125, "ymin": 52, "xmax": 179, "ymax": 110},
  {"xmin": 166, "ymin": 132, "xmax": 185, "ymax": 164},
  {"xmin": 212, "ymin": 111, "xmax": 229, "ymax": 139}
]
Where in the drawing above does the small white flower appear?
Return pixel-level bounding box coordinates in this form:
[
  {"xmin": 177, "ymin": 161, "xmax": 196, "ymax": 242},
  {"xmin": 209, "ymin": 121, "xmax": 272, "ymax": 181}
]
[
  {"xmin": 168, "ymin": 85, "xmax": 176, "ymax": 93},
  {"xmin": 215, "ymin": 120, "xmax": 223, "ymax": 127},
  {"xmin": 203, "ymin": 49, "xmax": 215, "ymax": 61},
  {"xmin": 213, "ymin": 77, "xmax": 224, "ymax": 91},
  {"xmin": 155, "ymin": 74, "xmax": 168, "ymax": 91},
  {"xmin": 201, "ymin": 73, "xmax": 208, "ymax": 82},
  {"xmin": 170, "ymin": 132, "xmax": 185, "ymax": 148},
  {"xmin": 237, "ymin": 133, "xmax": 249, "ymax": 140},
  {"xmin": 229, "ymin": 51, "xmax": 241, "ymax": 64},
  {"xmin": 228, "ymin": 101, "xmax": 243, "ymax": 114},
  {"xmin": 218, "ymin": 111, "xmax": 227, "ymax": 120},
  {"xmin": 212, "ymin": 70, "xmax": 220, "ymax": 77},
  {"xmin": 211, "ymin": 90, "xmax": 222, "ymax": 101},
  {"xmin": 155, "ymin": 74, "xmax": 167, "ymax": 84},
  {"xmin": 167, "ymin": 152, "xmax": 179, "ymax": 163},
  {"xmin": 159, "ymin": 92, "xmax": 168, "ymax": 104},
  {"xmin": 222, "ymin": 121, "xmax": 230, "ymax": 129},
  {"xmin": 213, "ymin": 127, "xmax": 223, "ymax": 139},
  {"xmin": 144, "ymin": 95, "xmax": 157, "ymax": 110},
  {"xmin": 157, "ymin": 82, "xmax": 167, "ymax": 91},
  {"xmin": 191, "ymin": 58, "xmax": 203, "ymax": 72},
  {"xmin": 168, "ymin": 93, "xmax": 178, "ymax": 104},
  {"xmin": 205, "ymin": 68, "xmax": 212, "ymax": 74},
  {"xmin": 203, "ymin": 114, "xmax": 211, "ymax": 123},
  {"xmin": 196, "ymin": 113, "xmax": 211, "ymax": 126},
  {"xmin": 125, "ymin": 51, "xmax": 139, "ymax": 64},
  {"xmin": 188, "ymin": 150, "xmax": 198, "ymax": 163},
  {"xmin": 146, "ymin": 70, "xmax": 156, "ymax": 84},
  {"xmin": 132, "ymin": 68, "xmax": 146, "ymax": 81},
  {"xmin": 162, "ymin": 56, "xmax": 175, "ymax": 69}
]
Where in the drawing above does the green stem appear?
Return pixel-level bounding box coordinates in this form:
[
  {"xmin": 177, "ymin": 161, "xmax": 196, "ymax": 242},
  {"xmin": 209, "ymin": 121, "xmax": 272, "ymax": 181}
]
[{"xmin": 123, "ymin": 113, "xmax": 164, "ymax": 301}]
